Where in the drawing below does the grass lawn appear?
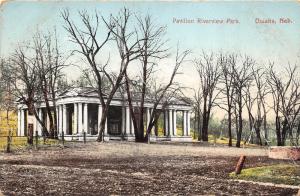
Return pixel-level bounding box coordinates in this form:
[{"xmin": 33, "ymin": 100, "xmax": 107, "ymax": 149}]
[
  {"xmin": 208, "ymin": 136, "xmax": 258, "ymax": 147},
  {"xmin": 0, "ymin": 137, "xmax": 60, "ymax": 151},
  {"xmin": 230, "ymin": 164, "xmax": 300, "ymax": 186}
]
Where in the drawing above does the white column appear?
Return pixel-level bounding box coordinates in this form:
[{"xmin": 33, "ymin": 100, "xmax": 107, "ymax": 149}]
[
  {"xmin": 62, "ymin": 105, "xmax": 67, "ymax": 134},
  {"xmin": 130, "ymin": 113, "xmax": 134, "ymax": 135},
  {"xmin": 183, "ymin": 111, "xmax": 187, "ymax": 136},
  {"xmin": 38, "ymin": 108, "xmax": 43, "ymax": 135},
  {"xmin": 98, "ymin": 104, "xmax": 107, "ymax": 135},
  {"xmin": 73, "ymin": 103, "xmax": 78, "ymax": 134},
  {"xmin": 46, "ymin": 112, "xmax": 50, "ymax": 131},
  {"xmin": 20, "ymin": 109, "xmax": 25, "ymax": 136},
  {"xmin": 146, "ymin": 108, "xmax": 150, "ymax": 129},
  {"xmin": 104, "ymin": 118, "xmax": 108, "ymax": 135},
  {"xmin": 17, "ymin": 109, "xmax": 21, "ymax": 136},
  {"xmin": 126, "ymin": 107, "xmax": 130, "ymax": 135},
  {"xmin": 21, "ymin": 109, "xmax": 25, "ymax": 136},
  {"xmin": 83, "ymin": 103, "xmax": 88, "ymax": 133},
  {"xmin": 59, "ymin": 105, "xmax": 63, "ymax": 134},
  {"xmin": 78, "ymin": 103, "xmax": 83, "ymax": 133},
  {"xmin": 173, "ymin": 110, "xmax": 177, "ymax": 136},
  {"xmin": 169, "ymin": 110, "xmax": 173, "ymax": 136},
  {"xmin": 56, "ymin": 106, "xmax": 59, "ymax": 134},
  {"xmin": 164, "ymin": 110, "xmax": 168, "ymax": 136},
  {"xmin": 98, "ymin": 104, "xmax": 102, "ymax": 135},
  {"xmin": 122, "ymin": 106, "xmax": 126, "ymax": 135},
  {"xmin": 187, "ymin": 111, "xmax": 191, "ymax": 136}
]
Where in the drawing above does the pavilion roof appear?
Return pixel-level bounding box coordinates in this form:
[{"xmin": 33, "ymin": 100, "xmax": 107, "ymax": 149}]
[{"xmin": 58, "ymin": 87, "xmax": 192, "ymax": 106}]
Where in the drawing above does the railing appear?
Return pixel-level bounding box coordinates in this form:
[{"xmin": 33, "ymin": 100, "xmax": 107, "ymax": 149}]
[{"xmin": 0, "ymin": 130, "xmax": 99, "ymax": 153}]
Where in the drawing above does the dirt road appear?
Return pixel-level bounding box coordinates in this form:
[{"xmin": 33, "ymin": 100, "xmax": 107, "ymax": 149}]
[{"xmin": 0, "ymin": 142, "xmax": 298, "ymax": 195}]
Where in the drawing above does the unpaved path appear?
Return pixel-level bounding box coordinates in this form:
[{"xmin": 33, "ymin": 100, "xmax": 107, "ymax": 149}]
[{"xmin": 0, "ymin": 142, "xmax": 298, "ymax": 195}]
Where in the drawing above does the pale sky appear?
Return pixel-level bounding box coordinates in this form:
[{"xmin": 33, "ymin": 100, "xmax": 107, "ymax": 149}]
[{"xmin": 1, "ymin": 1, "xmax": 300, "ymax": 118}]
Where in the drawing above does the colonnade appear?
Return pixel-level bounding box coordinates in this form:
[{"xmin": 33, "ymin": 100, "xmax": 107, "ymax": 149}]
[{"xmin": 17, "ymin": 104, "xmax": 191, "ymax": 138}]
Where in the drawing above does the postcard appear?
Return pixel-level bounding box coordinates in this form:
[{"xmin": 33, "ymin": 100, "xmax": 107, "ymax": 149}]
[{"xmin": 0, "ymin": 1, "xmax": 299, "ymax": 195}]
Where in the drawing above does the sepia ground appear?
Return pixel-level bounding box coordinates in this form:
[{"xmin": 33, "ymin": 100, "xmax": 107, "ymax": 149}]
[{"xmin": 0, "ymin": 142, "xmax": 298, "ymax": 195}]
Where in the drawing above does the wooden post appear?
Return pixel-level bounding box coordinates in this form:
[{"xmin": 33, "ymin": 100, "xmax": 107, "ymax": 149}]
[
  {"xmin": 6, "ymin": 129, "xmax": 11, "ymax": 153},
  {"xmin": 27, "ymin": 124, "xmax": 33, "ymax": 145},
  {"xmin": 6, "ymin": 136, "xmax": 10, "ymax": 153},
  {"xmin": 62, "ymin": 131, "xmax": 65, "ymax": 146},
  {"xmin": 235, "ymin": 155, "xmax": 246, "ymax": 175},
  {"xmin": 35, "ymin": 131, "xmax": 38, "ymax": 149},
  {"xmin": 83, "ymin": 132, "xmax": 86, "ymax": 144}
]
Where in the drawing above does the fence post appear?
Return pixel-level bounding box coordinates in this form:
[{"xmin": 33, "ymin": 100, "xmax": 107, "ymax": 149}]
[
  {"xmin": 35, "ymin": 131, "xmax": 38, "ymax": 150},
  {"xmin": 62, "ymin": 131, "xmax": 64, "ymax": 146},
  {"xmin": 6, "ymin": 129, "xmax": 11, "ymax": 153},
  {"xmin": 83, "ymin": 132, "xmax": 86, "ymax": 144},
  {"xmin": 235, "ymin": 155, "xmax": 246, "ymax": 175}
]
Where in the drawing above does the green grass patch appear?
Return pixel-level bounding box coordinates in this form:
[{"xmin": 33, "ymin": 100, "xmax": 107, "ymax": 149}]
[
  {"xmin": 208, "ymin": 135, "xmax": 257, "ymax": 147},
  {"xmin": 230, "ymin": 164, "xmax": 300, "ymax": 186},
  {"xmin": 0, "ymin": 137, "xmax": 60, "ymax": 151},
  {"xmin": 190, "ymin": 131, "xmax": 258, "ymax": 147}
]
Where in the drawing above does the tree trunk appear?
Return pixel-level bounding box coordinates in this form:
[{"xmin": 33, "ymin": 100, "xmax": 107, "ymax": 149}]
[
  {"xmin": 228, "ymin": 110, "xmax": 232, "ymax": 147},
  {"xmin": 255, "ymin": 127, "xmax": 262, "ymax": 145},
  {"xmin": 51, "ymin": 89, "xmax": 58, "ymax": 139},
  {"xmin": 281, "ymin": 118, "xmax": 288, "ymax": 146},
  {"xmin": 263, "ymin": 114, "xmax": 268, "ymax": 145},
  {"xmin": 201, "ymin": 98, "xmax": 209, "ymax": 141},
  {"xmin": 248, "ymin": 112, "xmax": 254, "ymax": 144},
  {"xmin": 236, "ymin": 97, "xmax": 243, "ymax": 148},
  {"xmin": 275, "ymin": 115, "xmax": 282, "ymax": 146},
  {"xmin": 42, "ymin": 87, "xmax": 55, "ymax": 138},
  {"xmin": 197, "ymin": 112, "xmax": 201, "ymax": 141},
  {"xmin": 135, "ymin": 109, "xmax": 144, "ymax": 142},
  {"xmin": 202, "ymin": 118, "xmax": 209, "ymax": 141},
  {"xmin": 97, "ymin": 105, "xmax": 108, "ymax": 142}
]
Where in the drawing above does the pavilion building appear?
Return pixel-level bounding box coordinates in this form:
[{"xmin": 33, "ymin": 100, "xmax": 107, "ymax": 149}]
[{"xmin": 17, "ymin": 87, "xmax": 192, "ymax": 142}]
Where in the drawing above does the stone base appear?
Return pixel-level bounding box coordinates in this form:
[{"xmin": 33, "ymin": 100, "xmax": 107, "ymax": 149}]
[
  {"xmin": 169, "ymin": 136, "xmax": 193, "ymax": 142},
  {"xmin": 60, "ymin": 134, "xmax": 193, "ymax": 143},
  {"xmin": 153, "ymin": 135, "xmax": 193, "ymax": 142},
  {"xmin": 62, "ymin": 134, "xmax": 99, "ymax": 141},
  {"xmin": 268, "ymin": 146, "xmax": 300, "ymax": 160},
  {"xmin": 103, "ymin": 134, "xmax": 136, "ymax": 141},
  {"xmin": 124, "ymin": 134, "xmax": 136, "ymax": 141}
]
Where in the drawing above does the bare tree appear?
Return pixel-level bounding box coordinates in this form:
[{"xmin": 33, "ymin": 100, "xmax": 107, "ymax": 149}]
[
  {"xmin": 123, "ymin": 14, "xmax": 169, "ymax": 142},
  {"xmin": 62, "ymin": 8, "xmax": 146, "ymax": 141},
  {"xmin": 231, "ymin": 55, "xmax": 254, "ymax": 147},
  {"xmin": 62, "ymin": 9, "xmax": 113, "ymax": 141},
  {"xmin": 217, "ymin": 54, "xmax": 236, "ymax": 146},
  {"xmin": 243, "ymin": 77, "xmax": 257, "ymax": 144},
  {"xmin": 243, "ymin": 67, "xmax": 270, "ymax": 146},
  {"xmin": 194, "ymin": 52, "xmax": 221, "ymax": 141},
  {"xmin": 32, "ymin": 30, "xmax": 66, "ymax": 138},
  {"xmin": 145, "ymin": 48, "xmax": 191, "ymax": 141},
  {"xmin": 0, "ymin": 58, "xmax": 16, "ymax": 128},
  {"xmin": 6, "ymin": 45, "xmax": 49, "ymax": 136},
  {"xmin": 193, "ymin": 87, "xmax": 202, "ymax": 141},
  {"xmin": 268, "ymin": 63, "xmax": 300, "ymax": 146},
  {"xmin": 249, "ymin": 67, "xmax": 269, "ymax": 145}
]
